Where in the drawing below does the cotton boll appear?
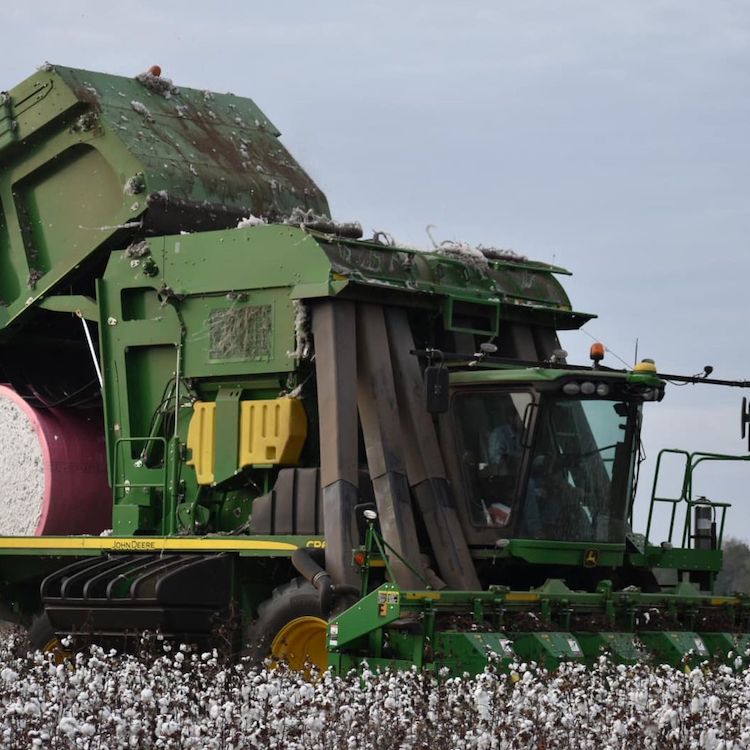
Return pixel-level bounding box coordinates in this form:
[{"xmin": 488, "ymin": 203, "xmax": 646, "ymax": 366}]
[
  {"xmin": 1, "ymin": 667, "xmax": 18, "ymax": 684},
  {"xmin": 57, "ymin": 716, "xmax": 78, "ymax": 735},
  {"xmin": 702, "ymin": 728, "xmax": 719, "ymax": 749},
  {"xmin": 158, "ymin": 719, "xmax": 181, "ymax": 736}
]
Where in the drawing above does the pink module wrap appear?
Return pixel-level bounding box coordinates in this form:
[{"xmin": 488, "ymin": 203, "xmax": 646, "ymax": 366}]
[{"xmin": 0, "ymin": 385, "xmax": 110, "ymax": 536}]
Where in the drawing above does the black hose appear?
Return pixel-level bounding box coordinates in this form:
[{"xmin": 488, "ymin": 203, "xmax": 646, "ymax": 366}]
[
  {"xmin": 291, "ymin": 549, "xmax": 334, "ymax": 614},
  {"xmin": 332, "ymin": 584, "xmax": 360, "ymax": 599}
]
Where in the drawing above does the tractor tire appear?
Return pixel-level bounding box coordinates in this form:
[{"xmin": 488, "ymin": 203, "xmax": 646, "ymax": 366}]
[{"xmin": 243, "ymin": 578, "xmax": 328, "ymax": 672}]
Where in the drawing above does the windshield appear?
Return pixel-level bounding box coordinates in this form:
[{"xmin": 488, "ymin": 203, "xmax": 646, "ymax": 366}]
[
  {"xmin": 454, "ymin": 390, "xmax": 533, "ymax": 527},
  {"xmin": 519, "ymin": 397, "xmax": 637, "ymax": 542}
]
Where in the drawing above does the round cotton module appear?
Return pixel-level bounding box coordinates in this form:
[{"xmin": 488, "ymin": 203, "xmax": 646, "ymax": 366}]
[{"xmin": 0, "ymin": 385, "xmax": 111, "ymax": 536}]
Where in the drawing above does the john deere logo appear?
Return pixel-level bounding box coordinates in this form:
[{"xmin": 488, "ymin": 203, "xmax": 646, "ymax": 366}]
[{"xmin": 584, "ymin": 549, "xmax": 599, "ymax": 567}]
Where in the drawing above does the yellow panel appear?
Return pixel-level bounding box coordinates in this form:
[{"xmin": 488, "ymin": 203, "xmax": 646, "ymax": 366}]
[
  {"xmin": 186, "ymin": 401, "xmax": 216, "ymax": 485},
  {"xmin": 239, "ymin": 397, "xmax": 307, "ymax": 467}
]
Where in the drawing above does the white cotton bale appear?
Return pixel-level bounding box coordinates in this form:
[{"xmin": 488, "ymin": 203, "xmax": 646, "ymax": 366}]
[
  {"xmin": 0, "ymin": 392, "xmax": 46, "ymax": 535},
  {"xmin": 0, "ymin": 385, "xmax": 111, "ymax": 536}
]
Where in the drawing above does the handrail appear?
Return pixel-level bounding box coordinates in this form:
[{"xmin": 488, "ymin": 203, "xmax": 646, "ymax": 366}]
[
  {"xmin": 647, "ymin": 448, "xmax": 749, "ymax": 549},
  {"xmin": 681, "ymin": 452, "xmax": 749, "ymax": 549},
  {"xmin": 645, "ymin": 449, "xmax": 689, "ymax": 545}
]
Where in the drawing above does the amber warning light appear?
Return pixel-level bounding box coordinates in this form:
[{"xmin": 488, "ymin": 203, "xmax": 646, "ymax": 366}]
[{"xmin": 590, "ymin": 342, "xmax": 605, "ymax": 364}]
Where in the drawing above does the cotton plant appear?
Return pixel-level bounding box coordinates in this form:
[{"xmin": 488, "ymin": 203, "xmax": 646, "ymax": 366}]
[{"xmin": 1, "ymin": 634, "xmax": 750, "ymax": 749}]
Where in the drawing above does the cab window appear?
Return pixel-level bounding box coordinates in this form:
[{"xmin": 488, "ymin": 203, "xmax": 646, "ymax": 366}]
[{"xmin": 453, "ymin": 390, "xmax": 533, "ymax": 527}]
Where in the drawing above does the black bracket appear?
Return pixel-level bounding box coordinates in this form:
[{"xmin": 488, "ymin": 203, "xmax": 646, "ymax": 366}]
[{"xmin": 423, "ymin": 349, "xmax": 449, "ymax": 414}]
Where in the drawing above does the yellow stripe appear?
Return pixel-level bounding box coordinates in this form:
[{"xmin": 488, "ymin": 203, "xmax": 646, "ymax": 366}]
[
  {"xmin": 710, "ymin": 597, "xmax": 740, "ymax": 606},
  {"xmin": 506, "ymin": 593, "xmax": 540, "ymax": 603},
  {"xmin": 404, "ymin": 592, "xmax": 441, "ymax": 600},
  {"xmin": 0, "ymin": 536, "xmax": 298, "ymax": 552}
]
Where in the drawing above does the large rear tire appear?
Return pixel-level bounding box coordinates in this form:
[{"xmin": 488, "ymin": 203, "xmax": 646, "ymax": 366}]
[{"xmin": 244, "ymin": 578, "xmax": 328, "ymax": 672}]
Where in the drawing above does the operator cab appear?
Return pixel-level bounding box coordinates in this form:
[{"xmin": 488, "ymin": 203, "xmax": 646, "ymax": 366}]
[{"xmin": 445, "ymin": 371, "xmax": 662, "ymax": 548}]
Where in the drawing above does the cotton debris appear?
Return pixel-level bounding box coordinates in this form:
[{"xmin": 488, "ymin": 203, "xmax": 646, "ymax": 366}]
[
  {"xmin": 236, "ymin": 215, "xmax": 267, "ymax": 228},
  {"xmin": 130, "ymin": 101, "xmax": 154, "ymax": 123},
  {"xmin": 135, "ymin": 71, "xmax": 179, "ymax": 99}
]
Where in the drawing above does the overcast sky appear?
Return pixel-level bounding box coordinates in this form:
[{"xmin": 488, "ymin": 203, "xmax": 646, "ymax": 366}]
[{"xmin": 5, "ymin": 1, "xmax": 750, "ymax": 540}]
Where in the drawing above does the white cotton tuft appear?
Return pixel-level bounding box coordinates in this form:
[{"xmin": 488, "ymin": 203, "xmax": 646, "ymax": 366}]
[{"xmin": 237, "ymin": 214, "xmax": 267, "ymax": 228}]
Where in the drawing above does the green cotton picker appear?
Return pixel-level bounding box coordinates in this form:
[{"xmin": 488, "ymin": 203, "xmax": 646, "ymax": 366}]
[{"xmin": 0, "ymin": 64, "xmax": 748, "ymax": 675}]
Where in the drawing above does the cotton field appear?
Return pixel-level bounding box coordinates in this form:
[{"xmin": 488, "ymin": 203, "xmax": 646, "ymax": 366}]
[{"xmin": 1, "ymin": 632, "xmax": 750, "ymax": 750}]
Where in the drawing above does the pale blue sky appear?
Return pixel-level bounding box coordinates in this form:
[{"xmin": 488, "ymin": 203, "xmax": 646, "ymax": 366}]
[{"xmin": 5, "ymin": 1, "xmax": 750, "ymax": 539}]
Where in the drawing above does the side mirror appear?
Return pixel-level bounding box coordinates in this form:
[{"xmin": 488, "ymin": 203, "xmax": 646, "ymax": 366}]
[
  {"xmin": 425, "ymin": 365, "xmax": 449, "ymax": 414},
  {"xmin": 741, "ymin": 397, "xmax": 750, "ymax": 451}
]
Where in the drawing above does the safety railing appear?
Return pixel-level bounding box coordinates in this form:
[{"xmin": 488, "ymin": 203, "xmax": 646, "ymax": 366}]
[{"xmin": 646, "ymin": 448, "xmax": 749, "ymax": 549}]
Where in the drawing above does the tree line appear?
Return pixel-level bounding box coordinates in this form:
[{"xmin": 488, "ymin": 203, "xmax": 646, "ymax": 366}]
[{"xmin": 715, "ymin": 538, "xmax": 750, "ymax": 594}]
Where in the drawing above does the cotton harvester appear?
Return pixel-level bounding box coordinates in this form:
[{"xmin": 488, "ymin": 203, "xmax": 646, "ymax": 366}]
[{"xmin": 0, "ymin": 65, "xmax": 748, "ymax": 675}]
